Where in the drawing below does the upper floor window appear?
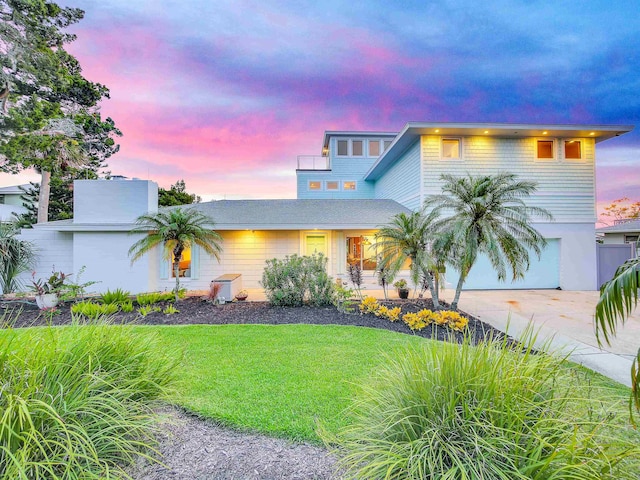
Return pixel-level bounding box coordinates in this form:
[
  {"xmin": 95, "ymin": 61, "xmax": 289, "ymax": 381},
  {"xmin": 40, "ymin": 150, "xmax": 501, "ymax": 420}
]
[
  {"xmin": 308, "ymin": 181, "xmax": 322, "ymax": 190},
  {"xmin": 352, "ymin": 140, "xmax": 363, "ymax": 156},
  {"xmin": 343, "ymin": 181, "xmax": 356, "ymax": 190},
  {"xmin": 337, "ymin": 140, "xmax": 348, "ymax": 156},
  {"xmin": 537, "ymin": 140, "xmax": 555, "ymax": 159},
  {"xmin": 326, "ymin": 181, "xmax": 339, "ymax": 190},
  {"xmin": 369, "ymin": 140, "xmax": 380, "ymax": 156},
  {"xmin": 442, "ymin": 138, "xmax": 461, "ymax": 159},
  {"xmin": 564, "ymin": 140, "xmax": 582, "ymax": 160}
]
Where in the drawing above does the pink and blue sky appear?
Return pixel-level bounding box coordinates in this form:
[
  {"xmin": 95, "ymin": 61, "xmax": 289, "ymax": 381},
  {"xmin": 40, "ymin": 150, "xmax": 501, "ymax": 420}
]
[{"xmin": 1, "ymin": 0, "xmax": 638, "ymax": 219}]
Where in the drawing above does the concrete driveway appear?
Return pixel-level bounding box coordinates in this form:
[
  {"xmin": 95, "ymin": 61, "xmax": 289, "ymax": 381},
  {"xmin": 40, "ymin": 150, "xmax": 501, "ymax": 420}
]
[{"xmin": 444, "ymin": 289, "xmax": 640, "ymax": 387}]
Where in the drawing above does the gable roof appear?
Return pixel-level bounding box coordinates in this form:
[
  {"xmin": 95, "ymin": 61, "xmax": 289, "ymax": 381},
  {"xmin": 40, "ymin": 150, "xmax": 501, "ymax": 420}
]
[
  {"xmin": 0, "ymin": 184, "xmax": 32, "ymax": 195},
  {"xmin": 167, "ymin": 199, "xmax": 412, "ymax": 230},
  {"xmin": 597, "ymin": 220, "xmax": 640, "ymax": 233},
  {"xmin": 364, "ymin": 122, "xmax": 635, "ymax": 180}
]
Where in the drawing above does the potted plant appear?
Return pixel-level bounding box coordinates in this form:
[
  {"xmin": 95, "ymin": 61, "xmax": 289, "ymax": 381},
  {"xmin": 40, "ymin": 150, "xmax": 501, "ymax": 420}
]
[
  {"xmin": 235, "ymin": 289, "xmax": 248, "ymax": 301},
  {"xmin": 393, "ymin": 279, "xmax": 410, "ymax": 299},
  {"xmin": 31, "ymin": 270, "xmax": 68, "ymax": 309}
]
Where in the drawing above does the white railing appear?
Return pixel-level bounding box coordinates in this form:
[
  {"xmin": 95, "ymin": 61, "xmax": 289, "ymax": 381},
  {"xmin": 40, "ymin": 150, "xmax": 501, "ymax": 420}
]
[{"xmin": 297, "ymin": 155, "xmax": 330, "ymax": 170}]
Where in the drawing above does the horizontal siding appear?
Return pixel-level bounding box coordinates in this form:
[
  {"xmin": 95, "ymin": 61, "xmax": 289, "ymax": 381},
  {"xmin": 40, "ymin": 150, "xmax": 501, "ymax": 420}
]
[
  {"xmin": 421, "ymin": 136, "xmax": 596, "ymax": 222},
  {"xmin": 15, "ymin": 229, "xmax": 73, "ymax": 292},
  {"xmin": 374, "ymin": 140, "xmax": 421, "ymax": 209}
]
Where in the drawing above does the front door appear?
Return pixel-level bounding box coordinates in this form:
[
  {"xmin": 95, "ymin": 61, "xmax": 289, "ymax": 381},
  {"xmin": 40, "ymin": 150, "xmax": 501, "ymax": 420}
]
[{"xmin": 305, "ymin": 234, "xmax": 327, "ymax": 256}]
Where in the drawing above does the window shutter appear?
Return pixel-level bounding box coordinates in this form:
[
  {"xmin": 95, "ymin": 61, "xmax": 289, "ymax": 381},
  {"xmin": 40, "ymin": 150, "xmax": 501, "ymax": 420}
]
[
  {"xmin": 159, "ymin": 250, "xmax": 169, "ymax": 280},
  {"xmin": 191, "ymin": 245, "xmax": 200, "ymax": 279}
]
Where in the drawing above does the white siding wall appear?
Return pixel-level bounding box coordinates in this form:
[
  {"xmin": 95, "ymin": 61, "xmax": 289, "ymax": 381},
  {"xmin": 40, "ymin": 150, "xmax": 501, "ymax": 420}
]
[
  {"xmin": 73, "ymin": 232, "xmax": 152, "ymax": 294},
  {"xmin": 374, "ymin": 140, "xmax": 421, "ymax": 210},
  {"xmin": 157, "ymin": 230, "xmax": 301, "ymax": 291},
  {"xmin": 15, "ymin": 229, "xmax": 73, "ymax": 291},
  {"xmin": 421, "ymin": 136, "xmax": 596, "ymax": 222}
]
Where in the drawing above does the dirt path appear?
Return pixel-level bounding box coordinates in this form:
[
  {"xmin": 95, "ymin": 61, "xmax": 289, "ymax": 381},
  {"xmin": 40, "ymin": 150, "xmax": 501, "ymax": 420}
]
[{"xmin": 129, "ymin": 408, "xmax": 342, "ymax": 480}]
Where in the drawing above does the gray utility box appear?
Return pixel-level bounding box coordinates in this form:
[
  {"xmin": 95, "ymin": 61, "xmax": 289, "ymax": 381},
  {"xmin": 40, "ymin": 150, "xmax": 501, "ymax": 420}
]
[{"xmin": 213, "ymin": 274, "xmax": 242, "ymax": 302}]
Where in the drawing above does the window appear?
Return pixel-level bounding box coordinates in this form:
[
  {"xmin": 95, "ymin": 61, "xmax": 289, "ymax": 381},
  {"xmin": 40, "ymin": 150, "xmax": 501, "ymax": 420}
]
[
  {"xmin": 0, "ymin": 195, "xmax": 4, "ymax": 205},
  {"xmin": 537, "ymin": 140, "xmax": 554, "ymax": 159},
  {"xmin": 171, "ymin": 247, "xmax": 191, "ymax": 278},
  {"xmin": 347, "ymin": 236, "xmax": 377, "ymax": 271},
  {"xmin": 352, "ymin": 140, "xmax": 363, "ymax": 156},
  {"xmin": 337, "ymin": 140, "xmax": 348, "ymax": 156},
  {"xmin": 308, "ymin": 181, "xmax": 322, "ymax": 190},
  {"xmin": 369, "ymin": 140, "xmax": 380, "ymax": 156},
  {"xmin": 343, "ymin": 181, "xmax": 356, "ymax": 190},
  {"xmin": 442, "ymin": 138, "xmax": 461, "ymax": 159},
  {"xmin": 625, "ymin": 235, "xmax": 638, "ymax": 244},
  {"xmin": 383, "ymin": 140, "xmax": 392, "ymax": 151},
  {"xmin": 326, "ymin": 181, "xmax": 339, "ymax": 190},
  {"xmin": 564, "ymin": 140, "xmax": 582, "ymax": 159}
]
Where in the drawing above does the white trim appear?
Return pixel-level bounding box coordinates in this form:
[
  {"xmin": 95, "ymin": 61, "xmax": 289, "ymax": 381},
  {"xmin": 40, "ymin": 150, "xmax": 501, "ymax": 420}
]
[
  {"xmin": 562, "ymin": 138, "xmax": 584, "ymax": 162},
  {"xmin": 439, "ymin": 137, "xmax": 463, "ymax": 161},
  {"xmin": 342, "ymin": 180, "xmax": 357, "ymax": 191},
  {"xmin": 535, "ymin": 137, "xmax": 557, "ymax": 162}
]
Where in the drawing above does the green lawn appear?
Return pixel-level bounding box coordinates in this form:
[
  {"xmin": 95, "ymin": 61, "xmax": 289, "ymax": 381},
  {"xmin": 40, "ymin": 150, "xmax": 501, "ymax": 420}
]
[
  {"xmin": 2, "ymin": 323, "xmax": 637, "ymax": 446},
  {"xmin": 148, "ymin": 324, "xmax": 426, "ymax": 442}
]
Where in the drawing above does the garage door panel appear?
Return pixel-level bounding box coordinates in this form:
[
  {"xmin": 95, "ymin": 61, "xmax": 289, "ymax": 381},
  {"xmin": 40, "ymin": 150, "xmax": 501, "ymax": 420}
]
[{"xmin": 445, "ymin": 239, "xmax": 560, "ymax": 290}]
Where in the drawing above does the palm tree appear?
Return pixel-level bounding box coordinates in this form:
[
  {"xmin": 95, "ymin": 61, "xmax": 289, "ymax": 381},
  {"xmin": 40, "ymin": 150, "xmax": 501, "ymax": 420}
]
[
  {"xmin": 129, "ymin": 208, "xmax": 223, "ymax": 302},
  {"xmin": 374, "ymin": 210, "xmax": 444, "ymax": 308},
  {"xmin": 595, "ymin": 254, "xmax": 640, "ymax": 415},
  {"xmin": 0, "ymin": 222, "xmax": 36, "ymax": 294},
  {"xmin": 424, "ymin": 173, "xmax": 552, "ymax": 310}
]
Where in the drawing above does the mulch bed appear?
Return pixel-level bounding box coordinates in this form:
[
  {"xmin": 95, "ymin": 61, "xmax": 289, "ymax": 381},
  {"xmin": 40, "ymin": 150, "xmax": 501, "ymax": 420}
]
[{"xmin": 1, "ymin": 296, "xmax": 507, "ymax": 345}]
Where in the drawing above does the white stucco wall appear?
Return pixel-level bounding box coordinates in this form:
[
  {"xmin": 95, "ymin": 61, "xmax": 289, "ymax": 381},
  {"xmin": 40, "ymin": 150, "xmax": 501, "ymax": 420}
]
[
  {"xmin": 73, "ymin": 232, "xmax": 152, "ymax": 294},
  {"xmin": 74, "ymin": 179, "xmax": 158, "ymax": 223},
  {"xmin": 0, "ymin": 203, "xmax": 26, "ymax": 221}
]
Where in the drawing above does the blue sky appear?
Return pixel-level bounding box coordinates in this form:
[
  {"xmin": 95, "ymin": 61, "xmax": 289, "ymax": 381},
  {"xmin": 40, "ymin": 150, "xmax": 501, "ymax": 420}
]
[{"xmin": 2, "ymin": 0, "xmax": 638, "ymax": 213}]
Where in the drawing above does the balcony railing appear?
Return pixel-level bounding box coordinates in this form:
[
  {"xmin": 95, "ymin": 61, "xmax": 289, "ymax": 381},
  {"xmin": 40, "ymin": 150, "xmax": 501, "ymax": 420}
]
[{"xmin": 297, "ymin": 155, "xmax": 330, "ymax": 170}]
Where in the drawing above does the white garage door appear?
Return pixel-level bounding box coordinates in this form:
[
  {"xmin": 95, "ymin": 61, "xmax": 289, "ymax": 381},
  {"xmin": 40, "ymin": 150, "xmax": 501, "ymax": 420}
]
[{"xmin": 445, "ymin": 239, "xmax": 560, "ymax": 290}]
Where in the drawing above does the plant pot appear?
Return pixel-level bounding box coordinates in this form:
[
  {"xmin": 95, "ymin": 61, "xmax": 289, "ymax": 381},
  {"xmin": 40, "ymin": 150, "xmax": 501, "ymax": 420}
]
[
  {"xmin": 35, "ymin": 293, "xmax": 59, "ymax": 310},
  {"xmin": 397, "ymin": 288, "xmax": 409, "ymax": 300}
]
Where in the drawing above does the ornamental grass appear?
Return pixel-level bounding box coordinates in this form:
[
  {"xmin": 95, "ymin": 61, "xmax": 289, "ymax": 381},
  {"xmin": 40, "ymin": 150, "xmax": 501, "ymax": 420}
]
[{"xmin": 0, "ymin": 316, "xmax": 179, "ymax": 479}]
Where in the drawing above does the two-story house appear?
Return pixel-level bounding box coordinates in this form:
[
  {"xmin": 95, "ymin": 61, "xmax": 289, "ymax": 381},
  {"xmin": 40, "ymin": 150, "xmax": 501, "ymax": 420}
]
[{"xmin": 16, "ymin": 122, "xmax": 633, "ymax": 294}]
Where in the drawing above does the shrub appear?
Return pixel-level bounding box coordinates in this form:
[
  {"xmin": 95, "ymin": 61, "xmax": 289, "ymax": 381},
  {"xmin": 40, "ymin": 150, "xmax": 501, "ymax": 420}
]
[
  {"xmin": 383, "ymin": 306, "xmax": 402, "ymax": 322},
  {"xmin": 208, "ymin": 282, "xmax": 223, "ymax": 303},
  {"xmin": 440, "ymin": 310, "xmax": 468, "ymax": 331},
  {"xmin": 330, "ymin": 334, "xmax": 640, "ymax": 479},
  {"xmin": 359, "ymin": 296, "xmax": 379, "ymax": 314},
  {"xmin": 120, "ymin": 300, "xmax": 134, "ymax": 312},
  {"xmin": 163, "ymin": 304, "xmax": 179, "ymax": 315},
  {"xmin": 71, "ymin": 301, "xmax": 119, "ymax": 319},
  {"xmin": 261, "ymin": 253, "xmax": 333, "ymax": 307},
  {"xmin": 401, "ymin": 312, "xmax": 425, "ymax": 330},
  {"xmin": 0, "ymin": 320, "xmax": 179, "ymax": 478},
  {"xmin": 333, "ymin": 283, "xmax": 355, "ymax": 314},
  {"xmin": 136, "ymin": 292, "xmax": 172, "ymax": 305},
  {"xmin": 138, "ymin": 305, "xmax": 161, "ymax": 317},
  {"xmin": 99, "ymin": 288, "xmax": 131, "ymax": 304}
]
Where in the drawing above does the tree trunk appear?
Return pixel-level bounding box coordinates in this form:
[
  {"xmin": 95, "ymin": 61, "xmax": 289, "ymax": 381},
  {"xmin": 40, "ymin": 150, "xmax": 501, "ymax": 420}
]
[
  {"xmin": 172, "ymin": 245, "xmax": 184, "ymax": 303},
  {"xmin": 451, "ymin": 271, "xmax": 468, "ymax": 311},
  {"xmin": 422, "ymin": 268, "xmax": 440, "ymax": 309},
  {"xmin": 37, "ymin": 170, "xmax": 51, "ymax": 223}
]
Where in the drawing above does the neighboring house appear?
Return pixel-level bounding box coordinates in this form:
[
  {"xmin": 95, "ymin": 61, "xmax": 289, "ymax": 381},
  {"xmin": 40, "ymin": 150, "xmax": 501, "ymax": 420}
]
[
  {"xmin": 0, "ymin": 184, "xmax": 30, "ymax": 221},
  {"xmin": 16, "ymin": 122, "xmax": 634, "ymax": 294},
  {"xmin": 597, "ymin": 220, "xmax": 640, "ymax": 245}
]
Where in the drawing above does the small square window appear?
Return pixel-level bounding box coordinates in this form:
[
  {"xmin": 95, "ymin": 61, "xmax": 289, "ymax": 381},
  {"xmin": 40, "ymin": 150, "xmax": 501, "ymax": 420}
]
[
  {"xmin": 383, "ymin": 140, "xmax": 392, "ymax": 151},
  {"xmin": 537, "ymin": 140, "xmax": 554, "ymax": 159},
  {"xmin": 565, "ymin": 140, "xmax": 581, "ymax": 159},
  {"xmin": 343, "ymin": 181, "xmax": 356, "ymax": 190},
  {"xmin": 352, "ymin": 140, "xmax": 363, "ymax": 156},
  {"xmin": 308, "ymin": 181, "xmax": 322, "ymax": 190},
  {"xmin": 625, "ymin": 235, "xmax": 638, "ymax": 244},
  {"xmin": 442, "ymin": 139, "xmax": 460, "ymax": 159},
  {"xmin": 369, "ymin": 140, "xmax": 380, "ymax": 156},
  {"xmin": 326, "ymin": 181, "xmax": 339, "ymax": 190},
  {"xmin": 337, "ymin": 140, "xmax": 348, "ymax": 156}
]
